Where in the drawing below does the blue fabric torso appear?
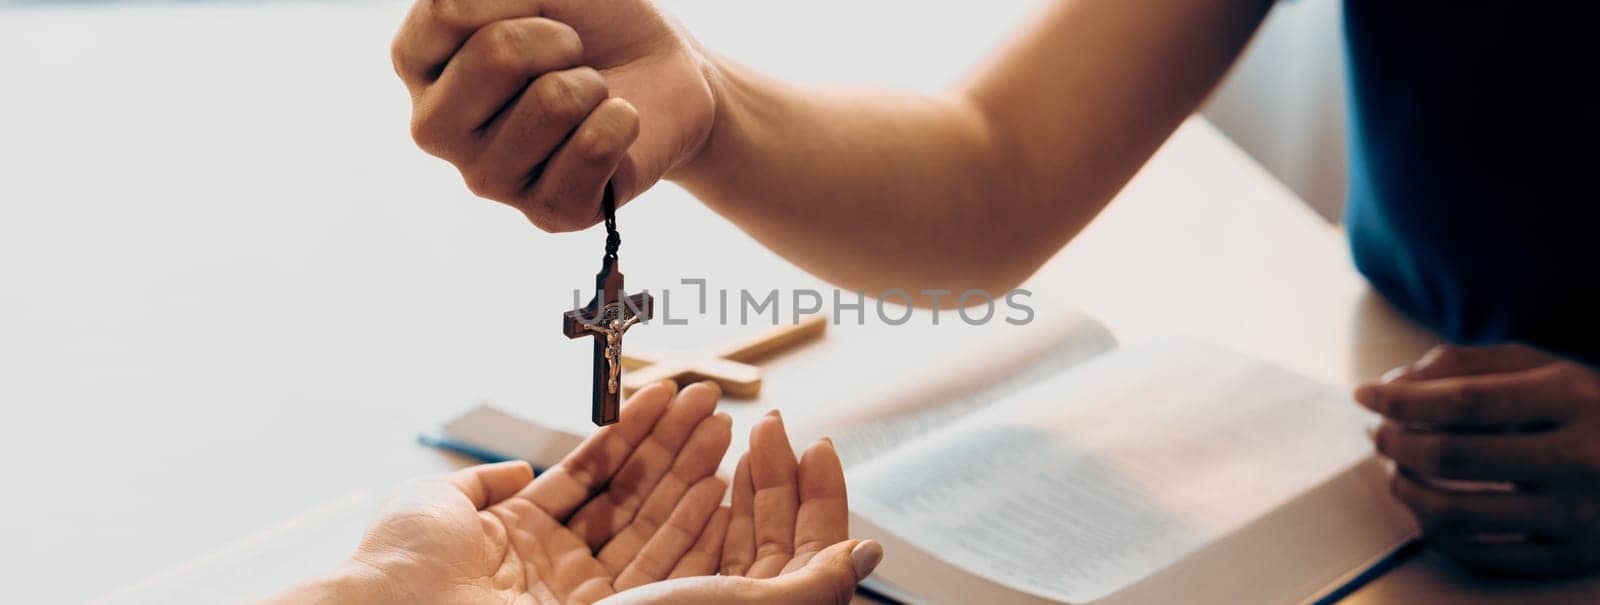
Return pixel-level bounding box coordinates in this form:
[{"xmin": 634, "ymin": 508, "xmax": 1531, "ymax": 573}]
[{"xmin": 1342, "ymin": 0, "xmax": 1599, "ymax": 362}]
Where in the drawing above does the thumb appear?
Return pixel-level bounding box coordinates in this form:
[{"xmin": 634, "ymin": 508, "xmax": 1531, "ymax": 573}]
[
  {"xmin": 763, "ymin": 540, "xmax": 884, "ymax": 605},
  {"xmin": 447, "ymin": 460, "xmax": 535, "ymax": 510}
]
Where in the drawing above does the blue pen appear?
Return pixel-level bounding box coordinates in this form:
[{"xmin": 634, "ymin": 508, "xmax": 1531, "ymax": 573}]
[{"xmin": 417, "ymin": 433, "xmax": 547, "ymax": 473}]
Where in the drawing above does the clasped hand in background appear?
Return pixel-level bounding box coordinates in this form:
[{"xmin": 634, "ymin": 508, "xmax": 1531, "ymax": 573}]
[{"xmin": 1359, "ymin": 344, "xmax": 1600, "ymax": 576}]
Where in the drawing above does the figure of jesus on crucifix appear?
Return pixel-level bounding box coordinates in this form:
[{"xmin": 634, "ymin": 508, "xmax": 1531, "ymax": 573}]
[
  {"xmin": 563, "ymin": 261, "xmax": 653, "ymax": 426},
  {"xmin": 585, "ymin": 301, "xmax": 646, "ymax": 395}
]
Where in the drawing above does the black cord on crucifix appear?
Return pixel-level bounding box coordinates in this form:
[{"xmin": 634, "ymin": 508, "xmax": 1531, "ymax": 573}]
[
  {"xmin": 562, "ymin": 184, "xmax": 654, "ymax": 426},
  {"xmin": 602, "ymin": 185, "xmax": 622, "ymax": 260}
]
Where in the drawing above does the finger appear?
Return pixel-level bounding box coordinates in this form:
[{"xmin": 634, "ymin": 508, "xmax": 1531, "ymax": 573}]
[
  {"xmin": 408, "ymin": 18, "xmax": 582, "ymax": 159},
  {"xmin": 459, "ymin": 67, "xmax": 611, "ymax": 202},
  {"xmin": 1375, "ymin": 422, "xmax": 1572, "ymax": 482},
  {"xmin": 721, "ymin": 454, "xmax": 756, "ymax": 576},
  {"xmin": 783, "ymin": 438, "xmax": 849, "ymax": 574},
  {"xmin": 1354, "ymin": 364, "xmax": 1580, "ymax": 428},
  {"xmin": 391, "ymin": 0, "xmax": 551, "ymax": 89},
  {"xmin": 1385, "ymin": 344, "xmax": 1561, "ymax": 383},
  {"xmin": 565, "ymin": 578, "xmax": 618, "ymax": 605},
  {"xmin": 515, "ymin": 96, "xmax": 641, "ymax": 233},
  {"xmin": 569, "ymin": 381, "xmax": 723, "ymax": 550},
  {"xmin": 597, "ymin": 411, "xmax": 733, "ymax": 571},
  {"xmin": 447, "ymin": 460, "xmax": 535, "ymax": 510},
  {"xmin": 1390, "ymin": 469, "xmax": 1572, "ymax": 536},
  {"xmin": 746, "ymin": 410, "xmax": 801, "ymax": 579},
  {"xmin": 612, "ymin": 476, "xmax": 729, "ymax": 590},
  {"xmin": 764, "ymin": 540, "xmax": 882, "ymax": 605},
  {"xmin": 669, "ymin": 505, "xmax": 731, "ymax": 579},
  {"xmin": 519, "ymin": 380, "xmax": 678, "ymax": 520}
]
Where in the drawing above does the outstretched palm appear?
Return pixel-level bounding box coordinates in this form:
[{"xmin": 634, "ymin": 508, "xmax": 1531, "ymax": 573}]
[
  {"xmin": 594, "ymin": 409, "xmax": 872, "ymax": 605},
  {"xmin": 720, "ymin": 410, "xmax": 851, "ymax": 579},
  {"xmin": 352, "ymin": 381, "xmax": 733, "ymax": 604}
]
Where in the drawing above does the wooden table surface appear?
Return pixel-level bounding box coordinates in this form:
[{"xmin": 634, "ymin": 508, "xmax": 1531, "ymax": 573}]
[{"xmin": 3, "ymin": 1, "xmax": 1598, "ymax": 603}]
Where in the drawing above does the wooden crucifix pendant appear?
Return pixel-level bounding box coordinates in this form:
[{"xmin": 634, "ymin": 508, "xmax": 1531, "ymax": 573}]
[{"xmin": 562, "ymin": 186, "xmax": 652, "ymax": 426}]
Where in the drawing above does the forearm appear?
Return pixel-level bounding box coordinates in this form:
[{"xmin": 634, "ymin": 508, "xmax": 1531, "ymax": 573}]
[
  {"xmin": 674, "ymin": 67, "xmax": 1027, "ymax": 301},
  {"xmin": 672, "ymin": 0, "xmax": 1272, "ymax": 303}
]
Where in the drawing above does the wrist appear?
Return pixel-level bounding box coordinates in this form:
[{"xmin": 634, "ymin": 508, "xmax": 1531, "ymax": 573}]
[
  {"xmin": 264, "ymin": 559, "xmax": 408, "ymax": 605},
  {"xmin": 668, "ymin": 49, "xmax": 761, "ymax": 193}
]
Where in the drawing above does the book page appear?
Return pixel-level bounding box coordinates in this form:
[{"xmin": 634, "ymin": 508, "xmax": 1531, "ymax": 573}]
[
  {"xmin": 438, "ymin": 306, "xmax": 1114, "ymax": 477},
  {"xmin": 803, "ymin": 310, "xmax": 1116, "ymax": 467},
  {"xmin": 848, "ymin": 341, "xmax": 1376, "ymax": 603}
]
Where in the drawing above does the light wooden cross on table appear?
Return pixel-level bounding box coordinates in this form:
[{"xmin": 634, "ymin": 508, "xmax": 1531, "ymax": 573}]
[{"xmin": 620, "ymin": 314, "xmax": 828, "ymax": 398}]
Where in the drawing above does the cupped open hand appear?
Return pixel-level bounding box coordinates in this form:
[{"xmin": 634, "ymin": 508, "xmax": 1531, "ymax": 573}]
[
  {"xmin": 600, "ymin": 410, "xmax": 882, "ymax": 605},
  {"xmin": 332, "ymin": 381, "xmax": 732, "ymax": 603},
  {"xmin": 272, "ymin": 381, "xmax": 879, "ymax": 604}
]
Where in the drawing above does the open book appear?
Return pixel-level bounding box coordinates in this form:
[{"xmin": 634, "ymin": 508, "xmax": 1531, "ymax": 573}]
[{"xmin": 437, "ymin": 311, "xmax": 1417, "ymax": 604}]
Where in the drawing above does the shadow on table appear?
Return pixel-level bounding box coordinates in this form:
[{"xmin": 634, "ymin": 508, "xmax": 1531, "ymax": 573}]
[{"xmin": 1345, "ymin": 549, "xmax": 1600, "ymax": 605}]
